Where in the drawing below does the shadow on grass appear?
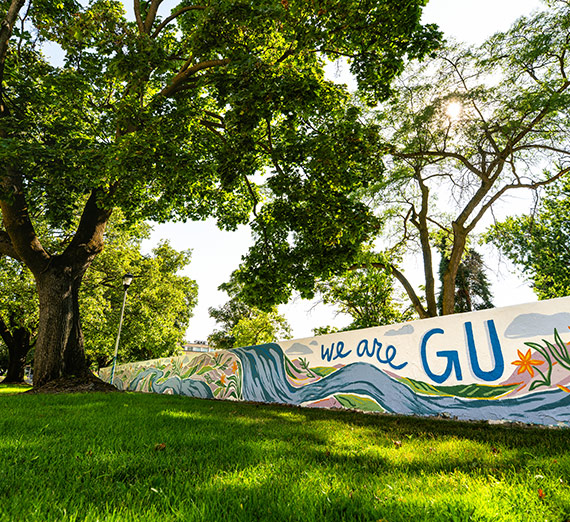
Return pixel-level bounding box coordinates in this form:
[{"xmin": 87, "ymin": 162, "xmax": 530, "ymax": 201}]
[{"xmin": 0, "ymin": 392, "xmax": 569, "ymax": 521}]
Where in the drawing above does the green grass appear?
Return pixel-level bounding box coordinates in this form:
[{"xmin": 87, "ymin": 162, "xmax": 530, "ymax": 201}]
[
  {"xmin": 0, "ymin": 392, "xmax": 569, "ymax": 521},
  {"xmin": 0, "ymin": 382, "xmax": 31, "ymax": 394}
]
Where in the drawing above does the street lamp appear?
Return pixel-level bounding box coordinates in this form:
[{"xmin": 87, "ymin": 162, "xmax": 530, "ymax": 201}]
[{"xmin": 110, "ymin": 273, "xmax": 134, "ymax": 386}]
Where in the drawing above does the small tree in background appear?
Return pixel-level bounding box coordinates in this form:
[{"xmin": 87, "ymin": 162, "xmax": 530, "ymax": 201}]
[
  {"xmin": 208, "ymin": 282, "xmax": 291, "ymax": 349},
  {"xmin": 313, "ymin": 252, "xmax": 413, "ymax": 334},
  {"xmin": 487, "ymin": 178, "xmax": 570, "ymax": 300}
]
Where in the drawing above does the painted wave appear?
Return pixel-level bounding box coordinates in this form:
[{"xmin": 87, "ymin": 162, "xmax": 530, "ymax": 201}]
[
  {"xmin": 127, "ymin": 368, "xmax": 214, "ymax": 399},
  {"xmin": 233, "ymin": 344, "xmax": 570, "ymax": 426}
]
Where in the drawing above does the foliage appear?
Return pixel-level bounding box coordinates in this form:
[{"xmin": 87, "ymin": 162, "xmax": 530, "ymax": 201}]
[
  {"xmin": 208, "ymin": 286, "xmax": 291, "ymax": 349},
  {"xmin": 83, "ymin": 232, "xmax": 198, "ymax": 368},
  {"xmin": 314, "ymin": 252, "xmax": 414, "ymax": 333},
  {"xmin": 487, "ymin": 179, "xmax": 570, "ymax": 300},
  {"xmin": 436, "ymin": 237, "xmax": 493, "ymax": 314},
  {"xmin": 523, "ymin": 328, "xmax": 570, "ymax": 391},
  {"xmin": 1, "ymin": 392, "xmax": 570, "ymax": 521},
  {"xmin": 340, "ymin": 2, "xmax": 570, "ymax": 318},
  {"xmin": 0, "ymin": 0, "xmax": 441, "ymax": 385}
]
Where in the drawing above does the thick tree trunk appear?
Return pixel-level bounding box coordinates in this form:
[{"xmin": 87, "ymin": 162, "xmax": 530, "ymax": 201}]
[
  {"xmin": 3, "ymin": 334, "xmax": 30, "ymax": 383},
  {"xmin": 33, "ymin": 262, "xmax": 91, "ymax": 387}
]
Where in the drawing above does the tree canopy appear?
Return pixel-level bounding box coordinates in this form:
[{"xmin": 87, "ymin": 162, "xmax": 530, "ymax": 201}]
[
  {"xmin": 0, "ymin": 0, "xmax": 440, "ymax": 387},
  {"xmin": 487, "ymin": 178, "xmax": 570, "ymax": 300},
  {"xmin": 237, "ymin": 1, "xmax": 570, "ymax": 317}
]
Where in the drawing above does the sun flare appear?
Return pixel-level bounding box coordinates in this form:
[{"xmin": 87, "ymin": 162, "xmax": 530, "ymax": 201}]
[{"xmin": 445, "ymin": 100, "xmax": 462, "ymax": 120}]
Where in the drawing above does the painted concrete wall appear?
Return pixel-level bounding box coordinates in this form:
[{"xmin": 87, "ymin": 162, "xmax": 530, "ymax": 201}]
[{"xmin": 100, "ymin": 296, "xmax": 570, "ymax": 426}]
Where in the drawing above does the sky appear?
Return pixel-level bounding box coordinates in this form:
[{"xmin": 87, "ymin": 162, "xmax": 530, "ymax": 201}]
[{"xmin": 140, "ymin": 0, "xmax": 545, "ymax": 342}]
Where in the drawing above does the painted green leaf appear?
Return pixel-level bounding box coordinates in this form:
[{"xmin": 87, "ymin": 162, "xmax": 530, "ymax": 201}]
[
  {"xmin": 401, "ymin": 377, "xmax": 519, "ymax": 399},
  {"xmin": 335, "ymin": 394, "xmax": 384, "ymax": 412},
  {"xmin": 311, "ymin": 366, "xmax": 338, "ymax": 377}
]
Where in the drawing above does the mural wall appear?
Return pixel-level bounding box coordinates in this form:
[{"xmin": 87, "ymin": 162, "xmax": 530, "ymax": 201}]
[{"xmin": 100, "ymin": 296, "xmax": 570, "ymax": 426}]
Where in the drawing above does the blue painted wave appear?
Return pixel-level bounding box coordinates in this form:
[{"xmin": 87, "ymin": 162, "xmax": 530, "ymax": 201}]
[
  {"xmin": 127, "ymin": 368, "xmax": 214, "ymax": 399},
  {"xmin": 233, "ymin": 344, "xmax": 570, "ymax": 426}
]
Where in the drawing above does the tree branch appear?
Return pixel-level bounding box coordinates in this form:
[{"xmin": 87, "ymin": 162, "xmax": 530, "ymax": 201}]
[
  {"xmin": 0, "ymin": 0, "xmax": 25, "ymax": 65},
  {"xmin": 349, "ymin": 261, "xmax": 429, "ymax": 318},
  {"xmin": 144, "ymin": 0, "xmax": 164, "ymax": 34},
  {"xmin": 0, "ymin": 229, "xmax": 20, "ymax": 260},
  {"xmin": 159, "ymin": 58, "xmax": 230, "ymax": 98},
  {"xmin": 466, "ymin": 166, "xmax": 570, "ymax": 234},
  {"xmin": 62, "ymin": 189, "xmax": 113, "ymax": 268},
  {"xmin": 151, "ymin": 5, "xmax": 206, "ymax": 38},
  {"xmin": 133, "ymin": 0, "xmax": 145, "ymax": 33}
]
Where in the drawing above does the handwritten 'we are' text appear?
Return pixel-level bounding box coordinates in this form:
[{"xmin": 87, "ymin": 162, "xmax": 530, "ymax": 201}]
[{"xmin": 320, "ymin": 338, "xmax": 408, "ymax": 370}]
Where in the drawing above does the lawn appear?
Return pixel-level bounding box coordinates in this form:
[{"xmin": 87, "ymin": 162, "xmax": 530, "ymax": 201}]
[
  {"xmin": 0, "ymin": 382, "xmax": 31, "ymax": 394},
  {"xmin": 0, "ymin": 391, "xmax": 569, "ymax": 521}
]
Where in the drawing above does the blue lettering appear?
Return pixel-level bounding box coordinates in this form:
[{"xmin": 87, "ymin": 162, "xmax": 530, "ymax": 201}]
[
  {"xmin": 357, "ymin": 339, "xmax": 374, "ymax": 357},
  {"xmin": 421, "ymin": 328, "xmax": 463, "ymax": 384},
  {"xmin": 321, "ymin": 342, "xmax": 352, "ymax": 362},
  {"xmin": 465, "ymin": 320, "xmax": 504, "ymax": 382},
  {"xmin": 321, "ymin": 343, "xmax": 334, "ymax": 362},
  {"xmin": 335, "ymin": 341, "xmax": 352, "ymax": 359},
  {"xmin": 384, "ymin": 344, "xmax": 408, "ymax": 370}
]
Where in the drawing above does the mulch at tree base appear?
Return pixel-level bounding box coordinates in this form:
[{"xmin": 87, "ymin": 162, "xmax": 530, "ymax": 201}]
[{"xmin": 26, "ymin": 374, "xmax": 120, "ymax": 394}]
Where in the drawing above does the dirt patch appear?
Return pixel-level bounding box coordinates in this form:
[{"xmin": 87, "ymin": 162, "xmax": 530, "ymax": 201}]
[{"xmin": 26, "ymin": 374, "xmax": 120, "ymax": 394}]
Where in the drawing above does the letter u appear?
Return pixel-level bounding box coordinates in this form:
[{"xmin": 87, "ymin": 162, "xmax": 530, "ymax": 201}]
[{"xmin": 465, "ymin": 320, "xmax": 504, "ymax": 382}]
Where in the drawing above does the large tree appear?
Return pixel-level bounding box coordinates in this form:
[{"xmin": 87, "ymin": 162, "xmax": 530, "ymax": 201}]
[
  {"xmin": 236, "ymin": 1, "xmax": 570, "ymax": 317},
  {"xmin": 0, "ymin": 214, "xmax": 198, "ymax": 382},
  {"xmin": 371, "ymin": 2, "xmax": 570, "ymax": 318},
  {"xmin": 0, "ymin": 0, "xmax": 440, "ymax": 387}
]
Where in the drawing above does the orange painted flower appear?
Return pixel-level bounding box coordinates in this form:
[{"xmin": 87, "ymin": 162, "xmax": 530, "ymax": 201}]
[
  {"xmin": 232, "ymin": 362, "xmax": 238, "ymax": 373},
  {"xmin": 512, "ymin": 349, "xmax": 544, "ymax": 377},
  {"xmin": 220, "ymin": 374, "xmax": 227, "ymax": 385}
]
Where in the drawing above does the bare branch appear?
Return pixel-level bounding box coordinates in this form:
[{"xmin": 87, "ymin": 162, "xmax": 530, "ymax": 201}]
[
  {"xmin": 394, "ymin": 150, "xmax": 483, "ymax": 179},
  {"xmin": 466, "ymin": 166, "xmax": 570, "ymax": 233}
]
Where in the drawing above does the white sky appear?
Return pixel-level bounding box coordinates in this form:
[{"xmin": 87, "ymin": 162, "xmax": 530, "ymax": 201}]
[{"xmin": 138, "ymin": 0, "xmax": 544, "ymax": 342}]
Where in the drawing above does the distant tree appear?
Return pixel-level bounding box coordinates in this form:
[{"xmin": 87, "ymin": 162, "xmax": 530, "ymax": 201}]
[
  {"xmin": 83, "ymin": 237, "xmax": 198, "ymax": 369},
  {"xmin": 487, "ymin": 179, "xmax": 570, "ymax": 300},
  {"xmin": 208, "ymin": 284, "xmax": 290, "ymax": 349},
  {"xmin": 314, "ymin": 252, "xmax": 413, "ymax": 333},
  {"xmin": 0, "ymin": 256, "xmax": 36, "ymax": 382},
  {"xmin": 436, "ymin": 237, "xmax": 493, "ymax": 314}
]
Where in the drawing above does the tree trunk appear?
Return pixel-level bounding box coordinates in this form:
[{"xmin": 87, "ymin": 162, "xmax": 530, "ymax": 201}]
[
  {"xmin": 0, "ymin": 315, "xmax": 32, "ymax": 383},
  {"xmin": 33, "ymin": 261, "xmax": 91, "ymax": 387},
  {"xmin": 441, "ymin": 226, "xmax": 468, "ymax": 315},
  {"xmin": 3, "ymin": 331, "xmax": 30, "ymax": 383}
]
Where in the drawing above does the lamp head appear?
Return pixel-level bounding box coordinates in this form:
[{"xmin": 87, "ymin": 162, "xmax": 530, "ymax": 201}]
[{"xmin": 122, "ymin": 273, "xmax": 134, "ymax": 290}]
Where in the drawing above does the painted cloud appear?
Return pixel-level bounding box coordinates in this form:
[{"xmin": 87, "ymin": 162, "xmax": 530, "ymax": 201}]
[
  {"xmin": 285, "ymin": 342, "xmax": 314, "ymax": 355},
  {"xmin": 385, "ymin": 324, "xmax": 414, "ymax": 336},
  {"xmin": 504, "ymin": 312, "xmax": 570, "ymax": 339}
]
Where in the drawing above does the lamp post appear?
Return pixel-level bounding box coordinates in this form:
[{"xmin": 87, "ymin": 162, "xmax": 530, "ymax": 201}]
[{"xmin": 110, "ymin": 273, "xmax": 133, "ymax": 386}]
